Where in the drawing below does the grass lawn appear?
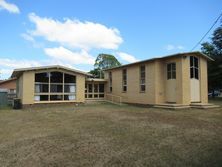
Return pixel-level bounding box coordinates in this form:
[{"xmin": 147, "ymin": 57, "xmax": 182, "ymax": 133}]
[{"xmin": 0, "ymin": 102, "xmax": 222, "ymax": 167}]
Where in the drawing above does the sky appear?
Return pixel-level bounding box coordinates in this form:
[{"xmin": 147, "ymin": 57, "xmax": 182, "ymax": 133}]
[{"xmin": 0, "ymin": 0, "xmax": 221, "ymax": 79}]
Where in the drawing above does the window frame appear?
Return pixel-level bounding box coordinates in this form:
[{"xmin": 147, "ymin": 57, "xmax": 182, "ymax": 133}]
[
  {"xmin": 167, "ymin": 63, "xmax": 176, "ymax": 80},
  {"xmin": 34, "ymin": 71, "xmax": 76, "ymax": 102},
  {"xmin": 190, "ymin": 56, "xmax": 199, "ymax": 80},
  {"xmin": 140, "ymin": 65, "xmax": 146, "ymax": 92},
  {"xmin": 122, "ymin": 69, "xmax": 127, "ymax": 92}
]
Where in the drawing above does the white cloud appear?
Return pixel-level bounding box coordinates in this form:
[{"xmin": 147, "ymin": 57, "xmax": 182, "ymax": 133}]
[
  {"xmin": 28, "ymin": 13, "xmax": 123, "ymax": 50},
  {"xmin": 165, "ymin": 44, "xmax": 185, "ymax": 51},
  {"xmin": 0, "ymin": 57, "xmax": 87, "ymax": 79},
  {"xmin": 117, "ymin": 52, "xmax": 139, "ymax": 63},
  {"xmin": 21, "ymin": 33, "xmax": 35, "ymax": 42},
  {"xmin": 0, "ymin": 0, "xmax": 20, "ymax": 14},
  {"xmin": 44, "ymin": 46, "xmax": 95, "ymax": 65}
]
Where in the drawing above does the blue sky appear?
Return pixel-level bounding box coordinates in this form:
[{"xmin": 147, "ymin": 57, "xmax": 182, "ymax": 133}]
[{"xmin": 0, "ymin": 0, "xmax": 221, "ymax": 79}]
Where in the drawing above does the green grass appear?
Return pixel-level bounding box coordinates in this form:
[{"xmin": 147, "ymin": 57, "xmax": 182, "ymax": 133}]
[{"xmin": 0, "ymin": 101, "xmax": 222, "ymax": 166}]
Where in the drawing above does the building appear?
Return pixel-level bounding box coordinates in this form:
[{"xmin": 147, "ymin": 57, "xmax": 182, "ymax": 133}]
[
  {"xmin": 0, "ymin": 77, "xmax": 17, "ymax": 93},
  {"xmin": 11, "ymin": 51, "xmax": 213, "ymax": 108}
]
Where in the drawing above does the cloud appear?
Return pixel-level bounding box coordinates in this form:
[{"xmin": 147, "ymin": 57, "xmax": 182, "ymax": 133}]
[
  {"xmin": 0, "ymin": 58, "xmax": 85, "ymax": 79},
  {"xmin": 21, "ymin": 33, "xmax": 44, "ymax": 48},
  {"xmin": 0, "ymin": 0, "xmax": 20, "ymax": 14},
  {"xmin": 44, "ymin": 46, "xmax": 95, "ymax": 65},
  {"xmin": 117, "ymin": 52, "xmax": 139, "ymax": 63},
  {"xmin": 28, "ymin": 13, "xmax": 123, "ymax": 50},
  {"xmin": 165, "ymin": 44, "xmax": 185, "ymax": 51}
]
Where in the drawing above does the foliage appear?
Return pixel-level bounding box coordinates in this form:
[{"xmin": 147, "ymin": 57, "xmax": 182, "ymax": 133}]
[
  {"xmin": 201, "ymin": 23, "xmax": 222, "ymax": 90},
  {"xmin": 89, "ymin": 54, "xmax": 121, "ymax": 78}
]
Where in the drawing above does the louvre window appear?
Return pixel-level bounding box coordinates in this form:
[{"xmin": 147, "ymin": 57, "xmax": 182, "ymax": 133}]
[
  {"xmin": 140, "ymin": 65, "xmax": 146, "ymax": 92},
  {"xmin": 190, "ymin": 56, "xmax": 199, "ymax": 79},
  {"xmin": 167, "ymin": 63, "xmax": 176, "ymax": 80},
  {"xmin": 122, "ymin": 69, "xmax": 127, "ymax": 92}
]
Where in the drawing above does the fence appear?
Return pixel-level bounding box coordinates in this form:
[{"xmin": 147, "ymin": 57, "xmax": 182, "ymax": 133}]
[
  {"xmin": 0, "ymin": 91, "xmax": 16, "ymax": 106},
  {"xmin": 105, "ymin": 94, "xmax": 122, "ymax": 105}
]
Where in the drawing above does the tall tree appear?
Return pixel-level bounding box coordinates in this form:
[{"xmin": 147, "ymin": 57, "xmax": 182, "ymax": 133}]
[
  {"xmin": 89, "ymin": 54, "xmax": 121, "ymax": 78},
  {"xmin": 201, "ymin": 23, "xmax": 222, "ymax": 91}
]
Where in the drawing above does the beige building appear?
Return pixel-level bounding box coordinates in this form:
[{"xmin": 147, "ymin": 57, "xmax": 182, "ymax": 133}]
[{"xmin": 11, "ymin": 52, "xmax": 213, "ymax": 108}]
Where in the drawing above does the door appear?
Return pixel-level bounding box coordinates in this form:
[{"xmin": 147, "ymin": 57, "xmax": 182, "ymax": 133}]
[
  {"xmin": 166, "ymin": 63, "xmax": 177, "ymax": 103},
  {"xmin": 190, "ymin": 56, "xmax": 200, "ymax": 102}
]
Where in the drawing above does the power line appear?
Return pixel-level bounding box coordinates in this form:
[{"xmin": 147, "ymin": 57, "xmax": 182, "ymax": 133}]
[{"xmin": 190, "ymin": 12, "xmax": 222, "ymax": 51}]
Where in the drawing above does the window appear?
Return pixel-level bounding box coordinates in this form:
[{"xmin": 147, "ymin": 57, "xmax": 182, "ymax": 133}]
[
  {"xmin": 190, "ymin": 56, "xmax": 199, "ymax": 79},
  {"xmin": 140, "ymin": 65, "xmax": 146, "ymax": 92},
  {"xmin": 85, "ymin": 83, "xmax": 105, "ymax": 99},
  {"xmin": 167, "ymin": 63, "xmax": 176, "ymax": 80},
  {"xmin": 122, "ymin": 69, "xmax": 127, "ymax": 92},
  {"xmin": 34, "ymin": 71, "xmax": 76, "ymax": 102},
  {"xmin": 109, "ymin": 72, "xmax": 112, "ymax": 92}
]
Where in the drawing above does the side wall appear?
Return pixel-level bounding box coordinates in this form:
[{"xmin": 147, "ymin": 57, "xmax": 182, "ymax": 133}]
[
  {"xmin": 105, "ymin": 61, "xmax": 156, "ymax": 104},
  {"xmin": 199, "ymin": 56, "xmax": 208, "ymax": 103}
]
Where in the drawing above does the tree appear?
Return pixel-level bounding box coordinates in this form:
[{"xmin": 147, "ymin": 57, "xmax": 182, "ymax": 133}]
[
  {"xmin": 201, "ymin": 23, "xmax": 222, "ymax": 91},
  {"xmin": 89, "ymin": 54, "xmax": 121, "ymax": 78}
]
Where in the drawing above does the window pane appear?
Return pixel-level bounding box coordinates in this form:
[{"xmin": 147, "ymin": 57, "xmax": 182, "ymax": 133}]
[
  {"xmin": 123, "ymin": 86, "xmax": 127, "ymax": 92},
  {"xmin": 88, "ymin": 94, "xmax": 93, "ymax": 98},
  {"xmin": 167, "ymin": 64, "xmax": 171, "ymax": 71},
  {"xmin": 190, "ymin": 56, "xmax": 194, "ymax": 67},
  {"xmin": 94, "ymin": 94, "xmax": 98, "ymax": 98},
  {"xmin": 172, "ymin": 71, "xmax": 176, "ymax": 79},
  {"xmin": 88, "ymin": 84, "xmax": 92, "ymax": 93},
  {"xmin": 64, "ymin": 74, "xmax": 76, "ymax": 83},
  {"xmin": 140, "ymin": 79, "xmax": 145, "ymax": 84},
  {"xmin": 64, "ymin": 95, "xmax": 76, "ymax": 100},
  {"xmin": 195, "ymin": 68, "xmax": 199, "ymax": 79},
  {"xmin": 94, "ymin": 84, "xmax": 98, "ymax": 93},
  {"xmin": 99, "ymin": 84, "xmax": 104, "ymax": 92},
  {"xmin": 141, "ymin": 85, "xmax": 145, "ymax": 92},
  {"xmin": 99, "ymin": 94, "xmax": 104, "ymax": 98},
  {"xmin": 172, "ymin": 63, "xmax": 176, "ymax": 71},
  {"xmin": 64, "ymin": 85, "xmax": 75, "ymax": 93},
  {"xmin": 50, "ymin": 95, "xmax": 63, "ymax": 101},
  {"xmin": 167, "ymin": 71, "xmax": 171, "ymax": 79},
  {"xmin": 35, "ymin": 95, "xmax": 49, "ymax": 101},
  {"xmin": 194, "ymin": 57, "xmax": 198, "ymax": 68},
  {"xmin": 190, "ymin": 68, "xmax": 194, "ymax": 78},
  {"xmin": 50, "ymin": 72, "xmax": 63, "ymax": 83},
  {"xmin": 35, "ymin": 84, "xmax": 49, "ymax": 93},
  {"xmin": 35, "ymin": 72, "xmax": 49, "ymax": 83},
  {"xmin": 110, "ymin": 87, "xmax": 112, "ymax": 92},
  {"xmin": 50, "ymin": 84, "xmax": 63, "ymax": 93}
]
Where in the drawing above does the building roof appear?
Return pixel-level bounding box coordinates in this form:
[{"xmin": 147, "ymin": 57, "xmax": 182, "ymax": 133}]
[
  {"xmin": 11, "ymin": 65, "xmax": 92, "ymax": 78},
  {"xmin": 104, "ymin": 51, "xmax": 214, "ymax": 71},
  {"xmin": 86, "ymin": 78, "xmax": 107, "ymax": 82},
  {"xmin": 0, "ymin": 77, "xmax": 17, "ymax": 84}
]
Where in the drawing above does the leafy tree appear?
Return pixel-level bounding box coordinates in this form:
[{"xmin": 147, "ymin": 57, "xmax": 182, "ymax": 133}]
[
  {"xmin": 89, "ymin": 54, "xmax": 121, "ymax": 78},
  {"xmin": 201, "ymin": 23, "xmax": 222, "ymax": 91}
]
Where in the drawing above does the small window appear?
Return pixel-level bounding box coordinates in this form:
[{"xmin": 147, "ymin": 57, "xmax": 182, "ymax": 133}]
[
  {"xmin": 190, "ymin": 56, "xmax": 199, "ymax": 79},
  {"xmin": 122, "ymin": 69, "xmax": 127, "ymax": 92},
  {"xmin": 109, "ymin": 72, "xmax": 112, "ymax": 92},
  {"xmin": 167, "ymin": 63, "xmax": 176, "ymax": 80},
  {"xmin": 140, "ymin": 66, "xmax": 146, "ymax": 92}
]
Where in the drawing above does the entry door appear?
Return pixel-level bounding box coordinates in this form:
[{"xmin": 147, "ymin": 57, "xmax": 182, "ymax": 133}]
[
  {"xmin": 166, "ymin": 63, "xmax": 177, "ymax": 103},
  {"xmin": 190, "ymin": 56, "xmax": 200, "ymax": 102}
]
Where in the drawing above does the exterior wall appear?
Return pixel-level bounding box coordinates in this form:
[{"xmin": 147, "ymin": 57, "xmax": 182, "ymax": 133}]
[
  {"xmin": 0, "ymin": 79, "xmax": 16, "ymax": 91},
  {"xmin": 105, "ymin": 61, "xmax": 156, "ymax": 104},
  {"xmin": 22, "ymin": 71, "xmax": 35, "ymax": 105},
  {"xmin": 76, "ymin": 74, "xmax": 85, "ymax": 102},
  {"xmin": 105, "ymin": 54, "xmax": 209, "ymax": 105},
  {"xmin": 19, "ymin": 69, "xmax": 86, "ymax": 105},
  {"xmin": 199, "ymin": 56, "xmax": 208, "ymax": 103}
]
